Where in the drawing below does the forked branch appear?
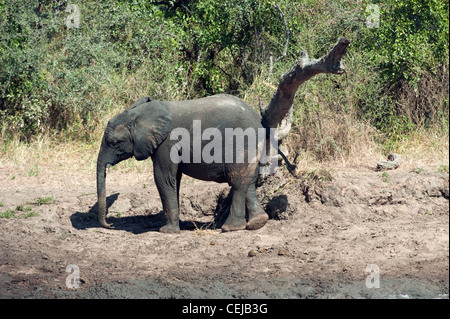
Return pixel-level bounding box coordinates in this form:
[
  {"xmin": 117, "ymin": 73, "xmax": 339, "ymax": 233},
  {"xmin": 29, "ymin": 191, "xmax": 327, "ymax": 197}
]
[{"xmin": 262, "ymin": 38, "xmax": 350, "ymax": 129}]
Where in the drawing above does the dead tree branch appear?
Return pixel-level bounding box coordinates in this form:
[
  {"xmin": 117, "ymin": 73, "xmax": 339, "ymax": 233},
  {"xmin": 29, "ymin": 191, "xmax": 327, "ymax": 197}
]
[{"xmin": 262, "ymin": 38, "xmax": 350, "ymax": 129}]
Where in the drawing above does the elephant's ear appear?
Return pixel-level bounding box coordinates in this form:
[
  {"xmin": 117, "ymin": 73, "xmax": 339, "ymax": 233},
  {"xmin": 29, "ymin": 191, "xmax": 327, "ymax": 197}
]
[{"xmin": 131, "ymin": 101, "xmax": 173, "ymax": 161}]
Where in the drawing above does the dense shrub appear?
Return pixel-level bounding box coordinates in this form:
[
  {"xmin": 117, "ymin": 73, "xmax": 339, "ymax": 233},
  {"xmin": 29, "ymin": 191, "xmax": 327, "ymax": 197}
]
[
  {"xmin": 0, "ymin": 0, "xmax": 184, "ymax": 139},
  {"xmin": 0, "ymin": 0, "xmax": 448, "ymax": 152},
  {"xmin": 359, "ymin": 0, "xmax": 449, "ymax": 134}
]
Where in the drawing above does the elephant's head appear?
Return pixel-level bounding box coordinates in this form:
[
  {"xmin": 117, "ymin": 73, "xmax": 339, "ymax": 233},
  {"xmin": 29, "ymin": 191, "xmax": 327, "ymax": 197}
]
[{"xmin": 96, "ymin": 98, "xmax": 172, "ymax": 228}]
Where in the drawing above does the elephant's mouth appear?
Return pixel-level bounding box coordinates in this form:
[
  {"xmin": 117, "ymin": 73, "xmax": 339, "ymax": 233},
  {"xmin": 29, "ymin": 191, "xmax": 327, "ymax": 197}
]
[{"xmin": 110, "ymin": 152, "xmax": 133, "ymax": 166}]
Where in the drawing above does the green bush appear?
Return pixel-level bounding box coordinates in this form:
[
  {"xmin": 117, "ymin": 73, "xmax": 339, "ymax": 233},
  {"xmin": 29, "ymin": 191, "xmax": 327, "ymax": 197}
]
[
  {"xmin": 0, "ymin": 0, "xmax": 448, "ymax": 150},
  {"xmin": 0, "ymin": 0, "xmax": 185, "ymax": 140},
  {"xmin": 363, "ymin": 0, "xmax": 448, "ymax": 85},
  {"xmin": 359, "ymin": 0, "xmax": 449, "ymax": 133}
]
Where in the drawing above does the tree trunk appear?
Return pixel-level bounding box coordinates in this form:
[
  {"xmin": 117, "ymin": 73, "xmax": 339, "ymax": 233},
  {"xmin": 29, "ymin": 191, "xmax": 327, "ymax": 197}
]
[{"xmin": 262, "ymin": 38, "xmax": 350, "ymax": 129}]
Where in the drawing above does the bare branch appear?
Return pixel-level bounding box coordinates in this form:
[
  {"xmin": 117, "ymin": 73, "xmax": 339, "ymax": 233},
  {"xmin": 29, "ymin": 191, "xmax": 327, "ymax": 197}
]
[
  {"xmin": 276, "ymin": 106, "xmax": 292, "ymax": 141},
  {"xmin": 262, "ymin": 38, "xmax": 350, "ymax": 128}
]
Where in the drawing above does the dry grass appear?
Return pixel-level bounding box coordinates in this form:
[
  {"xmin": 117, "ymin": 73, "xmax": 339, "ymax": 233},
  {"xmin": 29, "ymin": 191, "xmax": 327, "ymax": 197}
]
[
  {"xmin": 285, "ymin": 111, "xmax": 383, "ymax": 168},
  {"xmin": 397, "ymin": 67, "xmax": 449, "ymax": 129},
  {"xmin": 390, "ymin": 129, "xmax": 449, "ymax": 170},
  {"xmin": 0, "ymin": 132, "xmax": 153, "ymax": 180},
  {"xmin": 1, "ymin": 112, "xmax": 448, "ymax": 177},
  {"xmin": 0, "ymin": 127, "xmax": 449, "ymax": 181}
]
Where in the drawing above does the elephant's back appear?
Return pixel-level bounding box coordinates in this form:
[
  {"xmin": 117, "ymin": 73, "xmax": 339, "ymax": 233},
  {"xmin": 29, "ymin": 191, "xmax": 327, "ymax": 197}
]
[{"xmin": 162, "ymin": 94, "xmax": 263, "ymax": 129}]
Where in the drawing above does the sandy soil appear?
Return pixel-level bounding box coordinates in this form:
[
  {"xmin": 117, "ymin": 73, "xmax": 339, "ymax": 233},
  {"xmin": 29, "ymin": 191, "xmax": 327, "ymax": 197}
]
[{"xmin": 0, "ymin": 160, "xmax": 448, "ymax": 299}]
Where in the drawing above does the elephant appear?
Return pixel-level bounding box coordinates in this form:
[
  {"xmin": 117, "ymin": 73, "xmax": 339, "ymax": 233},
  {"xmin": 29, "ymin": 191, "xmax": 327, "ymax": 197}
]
[{"xmin": 96, "ymin": 94, "xmax": 271, "ymax": 233}]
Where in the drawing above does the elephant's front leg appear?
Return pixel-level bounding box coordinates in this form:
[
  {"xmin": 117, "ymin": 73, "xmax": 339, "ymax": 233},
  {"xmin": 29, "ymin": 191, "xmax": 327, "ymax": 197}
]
[{"xmin": 154, "ymin": 168, "xmax": 181, "ymax": 234}]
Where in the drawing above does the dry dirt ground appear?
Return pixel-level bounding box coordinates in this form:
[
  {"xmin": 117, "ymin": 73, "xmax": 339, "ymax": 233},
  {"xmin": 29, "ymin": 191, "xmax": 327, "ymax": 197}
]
[{"xmin": 0, "ymin": 160, "xmax": 448, "ymax": 299}]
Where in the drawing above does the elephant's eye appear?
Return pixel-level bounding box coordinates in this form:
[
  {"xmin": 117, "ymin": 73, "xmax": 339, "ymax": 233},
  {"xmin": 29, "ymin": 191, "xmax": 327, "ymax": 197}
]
[
  {"xmin": 107, "ymin": 124, "xmax": 130, "ymax": 147},
  {"xmin": 106, "ymin": 135, "xmax": 118, "ymax": 146}
]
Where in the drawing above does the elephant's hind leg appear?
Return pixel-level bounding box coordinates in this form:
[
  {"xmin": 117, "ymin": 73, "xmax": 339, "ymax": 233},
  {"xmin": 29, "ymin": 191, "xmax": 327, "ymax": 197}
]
[
  {"xmin": 245, "ymin": 183, "xmax": 268, "ymax": 230},
  {"xmin": 221, "ymin": 186, "xmax": 247, "ymax": 232}
]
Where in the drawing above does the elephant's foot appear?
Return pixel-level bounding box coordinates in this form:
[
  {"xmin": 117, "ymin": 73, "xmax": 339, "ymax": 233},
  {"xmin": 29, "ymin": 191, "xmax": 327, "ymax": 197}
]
[
  {"xmin": 221, "ymin": 219, "xmax": 246, "ymax": 232},
  {"xmin": 246, "ymin": 212, "xmax": 268, "ymax": 230},
  {"xmin": 160, "ymin": 224, "xmax": 180, "ymax": 234}
]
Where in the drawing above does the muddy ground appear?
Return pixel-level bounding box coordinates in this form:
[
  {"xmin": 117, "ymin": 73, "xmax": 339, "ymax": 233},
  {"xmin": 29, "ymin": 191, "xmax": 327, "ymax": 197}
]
[{"xmin": 0, "ymin": 160, "xmax": 448, "ymax": 299}]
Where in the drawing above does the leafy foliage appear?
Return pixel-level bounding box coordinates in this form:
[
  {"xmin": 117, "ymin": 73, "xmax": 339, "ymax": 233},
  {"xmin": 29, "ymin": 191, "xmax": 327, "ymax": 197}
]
[
  {"xmin": 363, "ymin": 0, "xmax": 448, "ymax": 85},
  {"xmin": 357, "ymin": 0, "xmax": 449, "ymax": 134},
  {"xmin": 0, "ymin": 0, "xmax": 182, "ymax": 139},
  {"xmin": 0, "ymin": 0, "xmax": 448, "ymax": 149}
]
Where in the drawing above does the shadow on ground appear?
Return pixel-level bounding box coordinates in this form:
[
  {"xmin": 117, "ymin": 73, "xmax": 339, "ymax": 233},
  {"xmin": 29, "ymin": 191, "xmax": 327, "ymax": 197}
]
[{"xmin": 70, "ymin": 193, "xmax": 230, "ymax": 234}]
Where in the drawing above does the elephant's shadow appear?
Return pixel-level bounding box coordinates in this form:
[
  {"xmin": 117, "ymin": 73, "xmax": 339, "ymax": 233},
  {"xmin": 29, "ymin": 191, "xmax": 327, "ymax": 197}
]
[{"xmin": 70, "ymin": 193, "xmax": 231, "ymax": 234}]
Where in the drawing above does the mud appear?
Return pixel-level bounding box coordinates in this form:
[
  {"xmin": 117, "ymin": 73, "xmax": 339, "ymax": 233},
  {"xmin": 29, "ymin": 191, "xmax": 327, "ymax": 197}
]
[{"xmin": 0, "ymin": 164, "xmax": 448, "ymax": 299}]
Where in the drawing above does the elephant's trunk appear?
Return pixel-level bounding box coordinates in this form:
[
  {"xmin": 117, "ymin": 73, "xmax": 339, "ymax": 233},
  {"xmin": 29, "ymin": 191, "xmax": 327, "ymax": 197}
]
[{"xmin": 97, "ymin": 158, "xmax": 113, "ymax": 229}]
